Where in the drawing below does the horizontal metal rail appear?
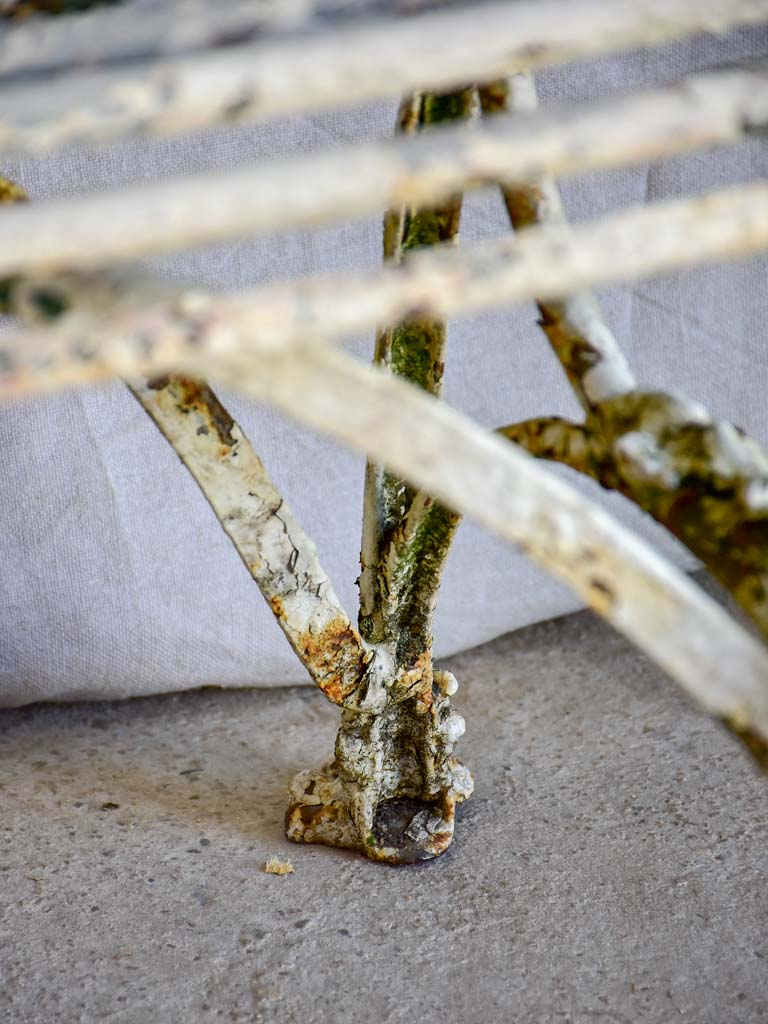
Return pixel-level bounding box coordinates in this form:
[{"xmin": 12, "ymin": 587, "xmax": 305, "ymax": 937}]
[
  {"xmin": 1, "ymin": 67, "xmax": 767, "ymax": 274},
  {"xmin": 1, "ymin": 0, "xmax": 767, "ymax": 152}
]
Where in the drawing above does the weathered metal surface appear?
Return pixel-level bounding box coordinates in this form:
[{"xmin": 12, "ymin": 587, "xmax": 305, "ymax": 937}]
[
  {"xmin": 2, "ymin": 67, "xmax": 768, "ymax": 275},
  {"xmin": 360, "ymin": 86, "xmax": 476, "ymax": 653},
  {"xmin": 2, "ymin": 0, "xmax": 768, "ymax": 863},
  {"xmin": 1, "ymin": 177, "xmax": 473, "ymax": 861},
  {"xmin": 2, "ymin": 0, "xmax": 767, "ymax": 152},
  {"xmin": 0, "ymin": 183, "xmax": 371, "ymax": 709},
  {"xmin": 0, "ymin": 0, "xmax": 468, "ymax": 81},
  {"xmin": 503, "ymin": 393, "xmax": 768, "ymax": 650},
  {"xmin": 295, "ymin": 88, "xmax": 479, "ymax": 861},
  {"xmin": 0, "ymin": 0, "xmax": 310, "ymax": 77},
  {"xmin": 3, "ymin": 227, "xmax": 768, "ymax": 761},
  {"xmin": 130, "ymin": 374, "xmax": 374, "ymax": 707},
  {"xmin": 286, "ymin": 669, "xmax": 473, "ymax": 863},
  {"xmin": 3, "ymin": 258, "xmax": 768, "ymax": 757},
  {"xmin": 489, "ymin": 71, "xmax": 768, "ymax": 768},
  {"xmin": 480, "ymin": 73, "xmax": 637, "ymax": 412},
  {"xmin": 501, "ymin": 399, "xmax": 768, "ymax": 773},
  {"xmin": 236, "ymin": 342, "xmax": 768, "ymax": 758},
  {"xmin": 4, "ymin": 182, "xmax": 768, "ymax": 399}
]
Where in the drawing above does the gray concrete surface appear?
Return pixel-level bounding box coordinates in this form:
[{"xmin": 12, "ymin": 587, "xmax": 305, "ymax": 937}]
[{"xmin": 1, "ymin": 606, "xmax": 766, "ymax": 1023}]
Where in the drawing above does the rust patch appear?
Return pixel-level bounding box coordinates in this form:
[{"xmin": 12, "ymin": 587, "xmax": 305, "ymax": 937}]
[
  {"xmin": 300, "ymin": 618, "xmax": 367, "ymax": 705},
  {"xmin": 477, "ymin": 80, "xmax": 508, "ymax": 115},
  {"xmin": 299, "ymin": 804, "xmax": 322, "ymax": 827},
  {"xmin": 287, "ymin": 802, "xmax": 342, "ymax": 831},
  {"xmin": 501, "ymin": 184, "xmax": 546, "ymax": 228},
  {"xmin": 393, "ymin": 650, "xmax": 433, "ymax": 705},
  {"xmin": 167, "ymin": 376, "xmax": 237, "ymax": 446}
]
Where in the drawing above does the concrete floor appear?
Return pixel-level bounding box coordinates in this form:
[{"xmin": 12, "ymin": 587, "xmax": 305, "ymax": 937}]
[{"xmin": 1, "ymin": 606, "xmax": 766, "ymax": 1023}]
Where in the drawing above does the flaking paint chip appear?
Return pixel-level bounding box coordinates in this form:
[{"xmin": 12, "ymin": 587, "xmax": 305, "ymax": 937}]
[{"xmin": 264, "ymin": 856, "xmax": 294, "ymax": 876}]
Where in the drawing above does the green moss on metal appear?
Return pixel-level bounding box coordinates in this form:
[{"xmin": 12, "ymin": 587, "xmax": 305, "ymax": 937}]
[
  {"xmin": 364, "ymin": 86, "xmax": 478, "ymax": 650},
  {"xmin": 389, "ymin": 320, "xmax": 444, "ymax": 392},
  {"xmin": 392, "ymin": 502, "xmax": 460, "ymax": 665},
  {"xmin": 422, "ymin": 91, "xmax": 474, "ymax": 124},
  {"xmin": 401, "ymin": 208, "xmax": 460, "ymax": 252},
  {"xmin": 504, "ymin": 391, "xmax": 768, "ymax": 642}
]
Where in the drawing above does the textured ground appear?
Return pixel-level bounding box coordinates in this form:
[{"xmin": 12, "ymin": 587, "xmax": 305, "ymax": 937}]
[{"xmin": 1, "ymin": 606, "xmax": 766, "ymax": 1023}]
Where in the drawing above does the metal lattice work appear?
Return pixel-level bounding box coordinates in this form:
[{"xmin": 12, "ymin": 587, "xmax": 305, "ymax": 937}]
[{"xmin": 1, "ymin": 0, "xmax": 767, "ymax": 862}]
